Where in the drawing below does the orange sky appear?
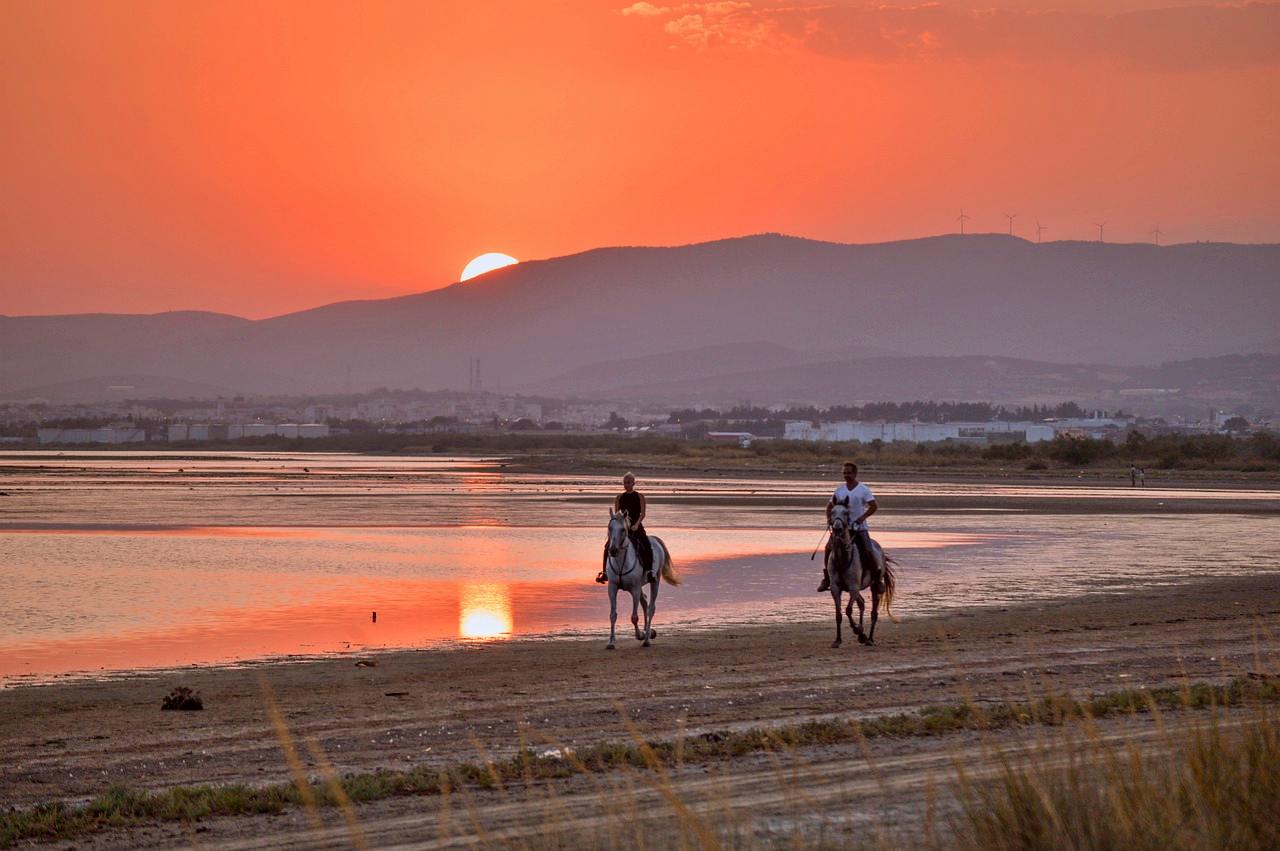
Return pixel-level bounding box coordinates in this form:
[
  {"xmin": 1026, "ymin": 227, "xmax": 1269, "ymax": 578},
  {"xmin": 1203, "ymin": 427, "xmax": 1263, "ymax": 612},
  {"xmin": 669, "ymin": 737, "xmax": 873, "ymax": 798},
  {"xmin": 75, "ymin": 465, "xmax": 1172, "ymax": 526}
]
[{"xmin": 2, "ymin": 1, "xmax": 1277, "ymax": 317}]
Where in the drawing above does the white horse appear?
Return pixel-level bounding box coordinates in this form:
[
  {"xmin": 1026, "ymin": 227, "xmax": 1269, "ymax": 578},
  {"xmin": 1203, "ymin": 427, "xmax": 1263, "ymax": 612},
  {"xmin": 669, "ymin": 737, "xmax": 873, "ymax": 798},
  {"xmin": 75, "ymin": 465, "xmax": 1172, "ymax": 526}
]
[
  {"xmin": 826, "ymin": 505, "xmax": 896, "ymax": 648},
  {"xmin": 604, "ymin": 510, "xmax": 680, "ymax": 649}
]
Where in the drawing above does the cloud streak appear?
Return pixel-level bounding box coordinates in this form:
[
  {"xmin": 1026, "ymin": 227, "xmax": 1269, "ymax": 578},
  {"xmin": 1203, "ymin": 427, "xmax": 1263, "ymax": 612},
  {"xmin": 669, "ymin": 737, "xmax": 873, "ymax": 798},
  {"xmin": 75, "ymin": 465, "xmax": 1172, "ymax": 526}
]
[{"xmin": 622, "ymin": 2, "xmax": 1280, "ymax": 71}]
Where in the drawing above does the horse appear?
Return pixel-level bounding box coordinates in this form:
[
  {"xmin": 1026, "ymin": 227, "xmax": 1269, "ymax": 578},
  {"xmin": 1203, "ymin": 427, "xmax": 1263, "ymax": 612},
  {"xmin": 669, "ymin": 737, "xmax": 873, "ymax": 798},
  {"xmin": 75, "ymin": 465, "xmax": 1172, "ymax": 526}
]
[
  {"xmin": 604, "ymin": 510, "xmax": 680, "ymax": 649},
  {"xmin": 826, "ymin": 506, "xmax": 896, "ymax": 648}
]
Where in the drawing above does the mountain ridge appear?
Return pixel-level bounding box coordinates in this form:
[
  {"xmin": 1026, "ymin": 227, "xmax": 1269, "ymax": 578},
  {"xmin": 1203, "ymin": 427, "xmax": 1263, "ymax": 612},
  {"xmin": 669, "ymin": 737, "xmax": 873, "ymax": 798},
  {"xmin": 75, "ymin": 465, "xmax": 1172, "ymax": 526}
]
[{"xmin": 2, "ymin": 233, "xmax": 1276, "ymax": 400}]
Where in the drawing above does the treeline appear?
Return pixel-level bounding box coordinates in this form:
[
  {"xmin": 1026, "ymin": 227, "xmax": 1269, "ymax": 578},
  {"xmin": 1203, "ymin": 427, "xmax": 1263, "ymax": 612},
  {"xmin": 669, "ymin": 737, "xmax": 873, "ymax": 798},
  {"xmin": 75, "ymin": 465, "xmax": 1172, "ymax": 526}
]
[
  {"xmin": 154, "ymin": 430, "xmax": 1280, "ymax": 473},
  {"xmin": 734, "ymin": 431, "xmax": 1280, "ymax": 473}
]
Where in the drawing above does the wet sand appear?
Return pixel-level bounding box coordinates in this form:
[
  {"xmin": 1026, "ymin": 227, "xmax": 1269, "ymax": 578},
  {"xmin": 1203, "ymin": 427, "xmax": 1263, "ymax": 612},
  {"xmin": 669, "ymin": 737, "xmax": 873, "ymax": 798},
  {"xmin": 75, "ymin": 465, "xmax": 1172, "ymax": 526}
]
[{"xmin": 3, "ymin": 571, "xmax": 1277, "ymax": 846}]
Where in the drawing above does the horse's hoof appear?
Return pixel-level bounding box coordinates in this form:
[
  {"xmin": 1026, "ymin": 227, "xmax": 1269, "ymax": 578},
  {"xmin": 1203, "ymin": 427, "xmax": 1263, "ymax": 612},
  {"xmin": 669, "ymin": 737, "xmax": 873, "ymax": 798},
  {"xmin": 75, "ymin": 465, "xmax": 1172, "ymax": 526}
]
[
  {"xmin": 830, "ymin": 640, "xmax": 842, "ymax": 648},
  {"xmin": 649, "ymin": 629, "xmax": 658, "ymax": 638},
  {"xmin": 642, "ymin": 640, "xmax": 651, "ymax": 648},
  {"xmin": 606, "ymin": 644, "xmax": 616, "ymax": 650},
  {"xmin": 857, "ymin": 634, "xmax": 868, "ymax": 645}
]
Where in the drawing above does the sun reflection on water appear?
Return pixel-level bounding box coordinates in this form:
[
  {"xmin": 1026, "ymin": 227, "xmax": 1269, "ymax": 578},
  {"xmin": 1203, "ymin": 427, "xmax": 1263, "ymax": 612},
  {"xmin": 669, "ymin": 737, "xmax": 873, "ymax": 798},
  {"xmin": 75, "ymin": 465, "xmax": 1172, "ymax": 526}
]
[{"xmin": 459, "ymin": 583, "xmax": 514, "ymax": 639}]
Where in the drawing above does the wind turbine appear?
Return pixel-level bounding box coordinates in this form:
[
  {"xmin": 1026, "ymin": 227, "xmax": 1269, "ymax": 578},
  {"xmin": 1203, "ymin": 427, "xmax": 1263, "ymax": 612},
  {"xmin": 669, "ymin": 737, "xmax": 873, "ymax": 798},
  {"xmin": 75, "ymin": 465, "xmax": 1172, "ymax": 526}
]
[
  {"xmin": 957, "ymin": 208, "xmax": 970, "ymax": 235},
  {"xmin": 1094, "ymin": 221, "xmax": 1107, "ymax": 242},
  {"xmin": 1151, "ymin": 225, "xmax": 1163, "ymax": 245},
  {"xmin": 1035, "ymin": 221, "xmax": 1047, "ymax": 244},
  {"xmin": 1004, "ymin": 213, "xmax": 1016, "ymax": 236}
]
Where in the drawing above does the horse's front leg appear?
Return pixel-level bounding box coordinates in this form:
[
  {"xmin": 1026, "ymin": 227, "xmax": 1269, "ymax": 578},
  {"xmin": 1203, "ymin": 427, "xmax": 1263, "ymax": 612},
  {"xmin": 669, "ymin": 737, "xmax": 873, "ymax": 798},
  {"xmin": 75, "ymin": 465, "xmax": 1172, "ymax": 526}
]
[
  {"xmin": 631, "ymin": 590, "xmax": 644, "ymax": 640},
  {"xmin": 849, "ymin": 591, "xmax": 870, "ymax": 644},
  {"xmin": 831, "ymin": 590, "xmax": 843, "ymax": 648},
  {"xmin": 607, "ymin": 583, "xmax": 619, "ymax": 650}
]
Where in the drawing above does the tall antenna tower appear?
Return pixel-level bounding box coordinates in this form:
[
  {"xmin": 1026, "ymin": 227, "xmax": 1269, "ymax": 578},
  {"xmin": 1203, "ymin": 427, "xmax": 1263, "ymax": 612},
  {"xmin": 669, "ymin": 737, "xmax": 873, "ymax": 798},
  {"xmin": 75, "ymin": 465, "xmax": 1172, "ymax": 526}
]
[
  {"xmin": 1151, "ymin": 225, "xmax": 1163, "ymax": 246},
  {"xmin": 1004, "ymin": 213, "xmax": 1016, "ymax": 236},
  {"xmin": 1035, "ymin": 221, "xmax": 1047, "ymax": 244},
  {"xmin": 1094, "ymin": 221, "xmax": 1107, "ymax": 243},
  {"xmin": 957, "ymin": 209, "xmax": 970, "ymax": 235}
]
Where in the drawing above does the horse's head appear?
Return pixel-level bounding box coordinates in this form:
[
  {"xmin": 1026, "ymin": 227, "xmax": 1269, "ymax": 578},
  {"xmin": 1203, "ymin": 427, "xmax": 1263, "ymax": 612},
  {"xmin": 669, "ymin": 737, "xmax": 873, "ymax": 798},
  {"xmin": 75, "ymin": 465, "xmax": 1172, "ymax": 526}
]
[
  {"xmin": 607, "ymin": 510, "xmax": 630, "ymax": 558},
  {"xmin": 830, "ymin": 506, "xmax": 852, "ymax": 545}
]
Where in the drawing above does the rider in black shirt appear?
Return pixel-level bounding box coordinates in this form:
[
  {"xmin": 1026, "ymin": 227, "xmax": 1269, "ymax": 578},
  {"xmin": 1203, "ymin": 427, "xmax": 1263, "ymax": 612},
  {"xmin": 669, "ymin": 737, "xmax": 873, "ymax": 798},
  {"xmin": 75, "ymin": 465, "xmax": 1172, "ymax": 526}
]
[{"xmin": 597, "ymin": 472, "xmax": 655, "ymax": 583}]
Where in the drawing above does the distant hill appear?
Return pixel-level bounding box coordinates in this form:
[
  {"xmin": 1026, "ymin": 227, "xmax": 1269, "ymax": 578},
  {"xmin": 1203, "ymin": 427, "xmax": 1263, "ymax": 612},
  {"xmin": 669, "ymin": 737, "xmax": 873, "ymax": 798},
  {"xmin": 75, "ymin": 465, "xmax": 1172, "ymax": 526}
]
[{"xmin": 1, "ymin": 234, "xmax": 1276, "ymax": 400}]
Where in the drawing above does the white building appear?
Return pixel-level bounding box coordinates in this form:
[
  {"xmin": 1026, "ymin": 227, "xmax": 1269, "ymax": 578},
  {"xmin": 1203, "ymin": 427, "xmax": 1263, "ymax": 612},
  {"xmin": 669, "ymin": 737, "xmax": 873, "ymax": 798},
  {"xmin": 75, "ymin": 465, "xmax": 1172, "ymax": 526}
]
[
  {"xmin": 39, "ymin": 426, "xmax": 146, "ymax": 445},
  {"xmin": 783, "ymin": 420, "xmax": 1056, "ymax": 444}
]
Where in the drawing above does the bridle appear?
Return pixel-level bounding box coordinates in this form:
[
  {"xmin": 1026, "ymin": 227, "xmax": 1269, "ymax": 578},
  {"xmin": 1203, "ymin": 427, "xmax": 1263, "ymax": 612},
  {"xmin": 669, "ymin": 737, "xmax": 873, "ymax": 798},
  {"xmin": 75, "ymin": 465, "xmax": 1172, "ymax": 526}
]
[
  {"xmin": 830, "ymin": 507, "xmax": 853, "ymax": 559},
  {"xmin": 607, "ymin": 513, "xmax": 638, "ymax": 577}
]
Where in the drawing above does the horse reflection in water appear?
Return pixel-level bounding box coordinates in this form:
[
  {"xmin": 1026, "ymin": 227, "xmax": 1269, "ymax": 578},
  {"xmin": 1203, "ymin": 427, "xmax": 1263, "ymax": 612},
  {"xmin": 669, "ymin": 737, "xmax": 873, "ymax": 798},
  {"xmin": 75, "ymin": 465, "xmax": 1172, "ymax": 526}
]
[
  {"xmin": 826, "ymin": 506, "xmax": 896, "ymax": 648},
  {"xmin": 603, "ymin": 510, "xmax": 681, "ymax": 649}
]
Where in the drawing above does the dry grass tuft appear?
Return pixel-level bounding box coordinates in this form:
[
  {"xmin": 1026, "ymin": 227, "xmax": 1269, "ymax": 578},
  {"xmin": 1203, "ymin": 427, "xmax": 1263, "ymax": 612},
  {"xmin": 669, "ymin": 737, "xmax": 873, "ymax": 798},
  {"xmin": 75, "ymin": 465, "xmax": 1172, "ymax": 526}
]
[{"xmin": 946, "ymin": 700, "xmax": 1280, "ymax": 850}]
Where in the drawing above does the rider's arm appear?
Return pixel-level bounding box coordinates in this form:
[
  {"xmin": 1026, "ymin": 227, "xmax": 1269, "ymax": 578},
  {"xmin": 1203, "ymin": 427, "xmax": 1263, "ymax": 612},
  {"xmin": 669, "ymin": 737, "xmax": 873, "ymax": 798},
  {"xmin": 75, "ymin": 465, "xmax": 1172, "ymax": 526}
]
[
  {"xmin": 634, "ymin": 493, "xmax": 646, "ymax": 528},
  {"xmin": 856, "ymin": 500, "xmax": 878, "ymax": 526},
  {"xmin": 825, "ymin": 499, "xmax": 834, "ymax": 524}
]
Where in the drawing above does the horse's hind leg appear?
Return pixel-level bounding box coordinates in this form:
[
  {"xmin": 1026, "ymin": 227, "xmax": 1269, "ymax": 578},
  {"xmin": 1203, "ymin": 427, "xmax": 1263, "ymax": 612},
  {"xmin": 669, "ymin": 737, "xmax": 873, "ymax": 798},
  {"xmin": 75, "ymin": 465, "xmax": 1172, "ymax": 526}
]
[
  {"xmin": 643, "ymin": 579, "xmax": 659, "ymax": 645},
  {"xmin": 867, "ymin": 588, "xmax": 880, "ymax": 645},
  {"xmin": 631, "ymin": 591, "xmax": 644, "ymax": 640}
]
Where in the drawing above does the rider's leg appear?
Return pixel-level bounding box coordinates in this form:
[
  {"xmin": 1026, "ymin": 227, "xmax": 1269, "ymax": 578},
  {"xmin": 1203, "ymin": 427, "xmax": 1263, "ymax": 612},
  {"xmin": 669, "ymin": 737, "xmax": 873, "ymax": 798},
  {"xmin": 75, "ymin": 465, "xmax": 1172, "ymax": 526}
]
[
  {"xmin": 596, "ymin": 541, "xmax": 608, "ymax": 584},
  {"xmin": 634, "ymin": 529, "xmax": 655, "ymax": 581},
  {"xmin": 852, "ymin": 530, "xmax": 874, "ymax": 576},
  {"xmin": 817, "ymin": 541, "xmax": 832, "ymax": 592}
]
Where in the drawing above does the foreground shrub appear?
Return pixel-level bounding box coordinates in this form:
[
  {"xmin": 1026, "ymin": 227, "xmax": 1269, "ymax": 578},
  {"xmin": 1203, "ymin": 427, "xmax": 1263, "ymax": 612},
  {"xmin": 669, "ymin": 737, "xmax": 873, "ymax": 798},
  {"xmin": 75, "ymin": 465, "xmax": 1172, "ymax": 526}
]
[{"xmin": 951, "ymin": 703, "xmax": 1279, "ymax": 850}]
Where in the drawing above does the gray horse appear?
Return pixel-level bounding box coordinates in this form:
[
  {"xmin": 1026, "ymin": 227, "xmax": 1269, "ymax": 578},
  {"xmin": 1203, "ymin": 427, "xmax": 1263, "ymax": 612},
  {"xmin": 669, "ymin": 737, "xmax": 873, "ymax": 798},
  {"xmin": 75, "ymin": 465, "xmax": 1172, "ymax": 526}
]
[
  {"xmin": 826, "ymin": 507, "xmax": 896, "ymax": 648},
  {"xmin": 604, "ymin": 510, "xmax": 680, "ymax": 649}
]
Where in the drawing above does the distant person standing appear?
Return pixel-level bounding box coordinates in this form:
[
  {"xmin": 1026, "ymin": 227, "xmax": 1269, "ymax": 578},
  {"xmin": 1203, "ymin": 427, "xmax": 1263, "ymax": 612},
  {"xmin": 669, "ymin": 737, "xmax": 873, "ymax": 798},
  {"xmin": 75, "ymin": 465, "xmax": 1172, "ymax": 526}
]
[
  {"xmin": 1130, "ymin": 465, "xmax": 1139, "ymax": 487},
  {"xmin": 1138, "ymin": 467, "xmax": 1146, "ymax": 487}
]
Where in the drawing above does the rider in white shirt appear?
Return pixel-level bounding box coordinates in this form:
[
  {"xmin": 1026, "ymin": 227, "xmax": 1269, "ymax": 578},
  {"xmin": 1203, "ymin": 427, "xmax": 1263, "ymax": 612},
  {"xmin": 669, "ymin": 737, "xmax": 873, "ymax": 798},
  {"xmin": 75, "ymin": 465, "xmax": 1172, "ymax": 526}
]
[{"xmin": 818, "ymin": 461, "xmax": 878, "ymax": 592}]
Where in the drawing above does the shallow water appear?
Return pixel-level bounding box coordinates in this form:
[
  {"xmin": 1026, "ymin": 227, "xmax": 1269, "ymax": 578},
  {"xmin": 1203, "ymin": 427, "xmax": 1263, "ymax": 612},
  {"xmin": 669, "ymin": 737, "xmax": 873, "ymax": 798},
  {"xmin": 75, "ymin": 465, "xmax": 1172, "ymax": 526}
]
[{"xmin": 1, "ymin": 452, "xmax": 1277, "ymax": 683}]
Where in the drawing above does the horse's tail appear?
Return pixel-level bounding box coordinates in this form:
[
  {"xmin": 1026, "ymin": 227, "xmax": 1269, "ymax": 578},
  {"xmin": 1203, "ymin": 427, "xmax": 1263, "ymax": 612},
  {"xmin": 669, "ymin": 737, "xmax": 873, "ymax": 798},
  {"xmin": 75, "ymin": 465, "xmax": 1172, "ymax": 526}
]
[
  {"xmin": 654, "ymin": 537, "xmax": 681, "ymax": 586},
  {"xmin": 881, "ymin": 554, "xmax": 897, "ymax": 619}
]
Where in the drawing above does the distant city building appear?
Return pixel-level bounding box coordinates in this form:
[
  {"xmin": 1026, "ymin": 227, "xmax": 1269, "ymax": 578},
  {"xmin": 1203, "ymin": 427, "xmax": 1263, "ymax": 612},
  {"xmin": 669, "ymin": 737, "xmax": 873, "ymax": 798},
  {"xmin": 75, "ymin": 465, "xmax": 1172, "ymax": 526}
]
[
  {"xmin": 783, "ymin": 420, "xmax": 1057, "ymax": 444},
  {"xmin": 706, "ymin": 431, "xmax": 755, "ymax": 448},
  {"xmin": 39, "ymin": 426, "xmax": 146, "ymax": 445},
  {"xmin": 169, "ymin": 422, "xmax": 330, "ymax": 441}
]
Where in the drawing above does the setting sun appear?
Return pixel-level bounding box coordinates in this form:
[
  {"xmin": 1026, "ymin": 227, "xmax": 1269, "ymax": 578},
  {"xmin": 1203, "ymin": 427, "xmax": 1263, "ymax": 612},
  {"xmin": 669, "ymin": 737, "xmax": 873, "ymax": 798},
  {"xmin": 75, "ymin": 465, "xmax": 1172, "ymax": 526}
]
[
  {"xmin": 458, "ymin": 583, "xmax": 513, "ymax": 640},
  {"xmin": 460, "ymin": 252, "xmax": 518, "ymax": 282}
]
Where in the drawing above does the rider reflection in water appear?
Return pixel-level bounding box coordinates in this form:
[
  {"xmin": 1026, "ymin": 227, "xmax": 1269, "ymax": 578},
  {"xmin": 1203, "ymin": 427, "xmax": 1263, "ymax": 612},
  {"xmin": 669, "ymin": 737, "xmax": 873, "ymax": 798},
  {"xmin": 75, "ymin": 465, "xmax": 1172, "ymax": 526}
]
[
  {"xmin": 818, "ymin": 461, "xmax": 878, "ymax": 592},
  {"xmin": 597, "ymin": 472, "xmax": 655, "ymax": 584}
]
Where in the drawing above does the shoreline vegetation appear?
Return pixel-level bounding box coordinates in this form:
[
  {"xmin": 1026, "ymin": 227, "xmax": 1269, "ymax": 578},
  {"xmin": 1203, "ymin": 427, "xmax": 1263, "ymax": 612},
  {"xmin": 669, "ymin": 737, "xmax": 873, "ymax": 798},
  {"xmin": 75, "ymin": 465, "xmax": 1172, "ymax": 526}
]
[
  {"xmin": 3, "ymin": 678, "xmax": 1276, "ymax": 847},
  {"xmin": 10, "ymin": 430, "xmax": 1280, "ymax": 481}
]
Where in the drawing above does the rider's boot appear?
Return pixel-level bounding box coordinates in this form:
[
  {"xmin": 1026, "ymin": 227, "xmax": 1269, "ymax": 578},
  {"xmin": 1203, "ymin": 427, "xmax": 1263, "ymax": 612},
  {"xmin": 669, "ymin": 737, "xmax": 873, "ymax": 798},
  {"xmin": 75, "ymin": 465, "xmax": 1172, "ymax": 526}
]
[{"xmin": 816, "ymin": 568, "xmax": 830, "ymax": 593}]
